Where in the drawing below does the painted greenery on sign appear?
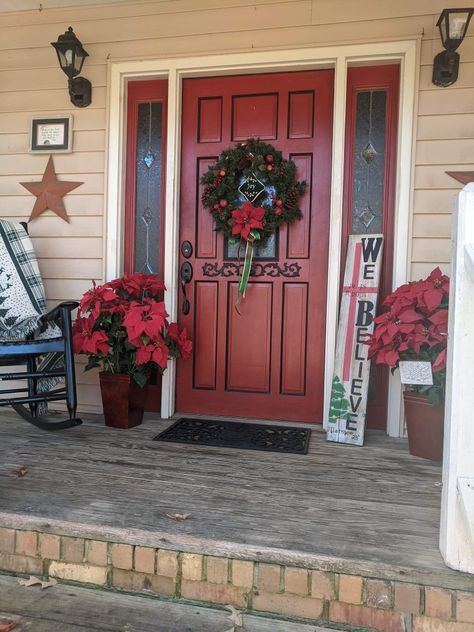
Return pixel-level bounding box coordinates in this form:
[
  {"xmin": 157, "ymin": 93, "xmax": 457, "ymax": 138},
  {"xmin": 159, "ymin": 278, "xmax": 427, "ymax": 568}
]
[{"xmin": 328, "ymin": 375, "xmax": 351, "ymax": 424}]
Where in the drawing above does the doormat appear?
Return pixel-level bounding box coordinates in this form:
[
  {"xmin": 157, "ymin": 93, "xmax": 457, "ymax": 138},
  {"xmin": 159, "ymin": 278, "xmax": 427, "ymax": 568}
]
[{"xmin": 153, "ymin": 418, "xmax": 311, "ymax": 454}]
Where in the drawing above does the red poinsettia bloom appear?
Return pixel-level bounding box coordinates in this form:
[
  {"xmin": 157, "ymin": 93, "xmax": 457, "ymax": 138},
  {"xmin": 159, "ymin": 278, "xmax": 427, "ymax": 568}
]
[
  {"xmin": 167, "ymin": 322, "xmax": 193, "ymax": 360},
  {"xmin": 135, "ymin": 335, "xmax": 169, "ymax": 369},
  {"xmin": 123, "ymin": 300, "xmax": 168, "ymax": 340},
  {"xmin": 106, "ymin": 299, "xmax": 129, "ymax": 316},
  {"xmin": 110, "ymin": 273, "xmax": 166, "ymax": 298},
  {"xmin": 78, "ymin": 281, "xmax": 117, "ymax": 319},
  {"xmin": 74, "ymin": 273, "xmax": 191, "ymax": 380},
  {"xmin": 231, "ymin": 201, "xmax": 265, "ymax": 241},
  {"xmin": 422, "ymin": 267, "xmax": 449, "ymax": 312},
  {"xmin": 432, "ymin": 349, "xmax": 447, "ymax": 373},
  {"xmin": 367, "ymin": 268, "xmax": 449, "ymax": 405},
  {"xmin": 72, "ymin": 315, "xmax": 110, "ymax": 356}
]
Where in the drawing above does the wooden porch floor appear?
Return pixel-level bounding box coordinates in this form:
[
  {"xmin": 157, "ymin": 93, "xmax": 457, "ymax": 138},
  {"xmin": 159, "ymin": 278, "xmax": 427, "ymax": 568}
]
[{"xmin": 0, "ymin": 410, "xmax": 470, "ymax": 590}]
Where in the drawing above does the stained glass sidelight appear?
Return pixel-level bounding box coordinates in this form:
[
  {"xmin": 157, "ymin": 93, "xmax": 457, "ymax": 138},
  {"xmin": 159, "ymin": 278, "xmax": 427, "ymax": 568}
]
[
  {"xmin": 351, "ymin": 90, "xmax": 387, "ymax": 235},
  {"xmin": 134, "ymin": 102, "xmax": 163, "ymax": 274},
  {"xmin": 350, "ymin": 88, "xmax": 389, "ymax": 408}
]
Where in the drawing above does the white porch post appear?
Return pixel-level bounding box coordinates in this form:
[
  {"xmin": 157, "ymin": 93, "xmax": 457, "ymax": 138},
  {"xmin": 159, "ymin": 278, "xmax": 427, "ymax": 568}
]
[{"xmin": 440, "ymin": 183, "xmax": 474, "ymax": 574}]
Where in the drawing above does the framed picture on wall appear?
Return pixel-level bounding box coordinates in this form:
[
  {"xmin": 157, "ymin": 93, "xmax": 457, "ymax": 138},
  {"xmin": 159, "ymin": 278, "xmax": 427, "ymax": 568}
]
[{"xmin": 29, "ymin": 116, "xmax": 72, "ymax": 153}]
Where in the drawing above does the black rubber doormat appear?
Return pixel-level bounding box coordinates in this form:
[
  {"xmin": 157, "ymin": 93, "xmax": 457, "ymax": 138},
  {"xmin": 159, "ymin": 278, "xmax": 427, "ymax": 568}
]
[{"xmin": 153, "ymin": 418, "xmax": 311, "ymax": 454}]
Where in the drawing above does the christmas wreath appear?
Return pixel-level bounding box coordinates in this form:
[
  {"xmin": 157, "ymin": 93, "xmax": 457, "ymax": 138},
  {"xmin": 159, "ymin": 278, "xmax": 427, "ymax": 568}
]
[{"xmin": 200, "ymin": 138, "xmax": 306, "ymax": 301}]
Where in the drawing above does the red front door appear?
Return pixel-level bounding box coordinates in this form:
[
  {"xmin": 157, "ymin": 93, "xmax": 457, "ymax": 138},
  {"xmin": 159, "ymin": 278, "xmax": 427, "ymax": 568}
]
[{"xmin": 176, "ymin": 71, "xmax": 333, "ymax": 422}]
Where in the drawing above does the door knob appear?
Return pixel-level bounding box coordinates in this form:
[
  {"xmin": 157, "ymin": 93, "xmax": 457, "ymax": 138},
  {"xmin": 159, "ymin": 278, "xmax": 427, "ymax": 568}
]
[{"xmin": 180, "ymin": 262, "xmax": 193, "ymax": 314}]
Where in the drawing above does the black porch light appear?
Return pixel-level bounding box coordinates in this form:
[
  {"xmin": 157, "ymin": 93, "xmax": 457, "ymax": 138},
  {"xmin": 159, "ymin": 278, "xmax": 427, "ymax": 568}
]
[
  {"xmin": 51, "ymin": 26, "xmax": 92, "ymax": 107},
  {"xmin": 433, "ymin": 8, "xmax": 474, "ymax": 87}
]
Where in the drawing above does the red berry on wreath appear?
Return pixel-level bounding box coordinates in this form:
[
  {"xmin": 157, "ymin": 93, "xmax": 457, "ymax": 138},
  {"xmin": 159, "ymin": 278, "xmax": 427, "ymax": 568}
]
[
  {"xmin": 213, "ymin": 204, "xmax": 219, "ymax": 210},
  {"xmin": 219, "ymin": 169, "xmax": 226, "ymax": 177},
  {"xmin": 266, "ymin": 164, "xmax": 273, "ymax": 172},
  {"xmin": 219, "ymin": 199, "xmax": 228, "ymax": 208},
  {"xmin": 265, "ymin": 154, "xmax": 274, "ymax": 163},
  {"xmin": 275, "ymin": 207, "xmax": 283, "ymax": 216},
  {"xmin": 275, "ymin": 199, "xmax": 283, "ymax": 207}
]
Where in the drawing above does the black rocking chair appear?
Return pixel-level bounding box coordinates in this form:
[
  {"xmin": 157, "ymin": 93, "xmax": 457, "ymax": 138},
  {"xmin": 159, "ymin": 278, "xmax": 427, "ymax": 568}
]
[{"xmin": 0, "ymin": 221, "xmax": 82, "ymax": 430}]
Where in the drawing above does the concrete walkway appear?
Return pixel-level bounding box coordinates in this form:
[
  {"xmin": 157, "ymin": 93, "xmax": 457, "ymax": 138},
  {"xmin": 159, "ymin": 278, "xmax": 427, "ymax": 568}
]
[{"xmin": 0, "ymin": 574, "xmax": 347, "ymax": 632}]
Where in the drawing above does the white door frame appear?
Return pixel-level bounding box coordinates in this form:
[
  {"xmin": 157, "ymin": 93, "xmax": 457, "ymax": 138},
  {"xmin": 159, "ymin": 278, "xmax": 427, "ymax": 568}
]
[{"xmin": 105, "ymin": 39, "xmax": 418, "ymax": 436}]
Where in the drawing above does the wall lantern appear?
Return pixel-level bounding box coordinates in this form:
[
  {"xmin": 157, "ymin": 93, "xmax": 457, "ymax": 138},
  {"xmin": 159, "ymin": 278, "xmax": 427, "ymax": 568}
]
[
  {"xmin": 51, "ymin": 27, "xmax": 92, "ymax": 107},
  {"xmin": 433, "ymin": 8, "xmax": 474, "ymax": 87}
]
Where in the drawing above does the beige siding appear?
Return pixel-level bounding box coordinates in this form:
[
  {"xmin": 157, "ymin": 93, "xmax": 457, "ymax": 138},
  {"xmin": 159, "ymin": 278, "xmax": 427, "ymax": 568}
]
[{"xmin": 0, "ymin": 0, "xmax": 472, "ymax": 412}]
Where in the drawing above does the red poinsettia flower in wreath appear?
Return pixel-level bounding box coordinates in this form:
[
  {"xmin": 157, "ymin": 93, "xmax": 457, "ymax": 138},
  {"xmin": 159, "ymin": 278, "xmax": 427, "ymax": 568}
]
[{"xmin": 231, "ymin": 201, "xmax": 265, "ymax": 241}]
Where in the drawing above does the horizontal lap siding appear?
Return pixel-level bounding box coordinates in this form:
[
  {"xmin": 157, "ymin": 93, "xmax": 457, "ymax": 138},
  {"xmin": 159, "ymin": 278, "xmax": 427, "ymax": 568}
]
[
  {"xmin": 414, "ymin": 35, "xmax": 474, "ymax": 279},
  {"xmin": 0, "ymin": 0, "xmax": 472, "ymax": 412}
]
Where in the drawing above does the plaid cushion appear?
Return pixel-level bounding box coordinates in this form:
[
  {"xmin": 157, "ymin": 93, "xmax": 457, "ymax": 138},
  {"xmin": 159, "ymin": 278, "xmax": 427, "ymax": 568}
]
[{"xmin": 0, "ymin": 220, "xmax": 63, "ymax": 411}]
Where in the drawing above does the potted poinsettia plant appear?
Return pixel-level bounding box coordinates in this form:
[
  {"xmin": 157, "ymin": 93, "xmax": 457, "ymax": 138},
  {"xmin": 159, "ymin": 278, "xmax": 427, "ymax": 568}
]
[
  {"xmin": 367, "ymin": 267, "xmax": 448, "ymax": 460},
  {"xmin": 72, "ymin": 273, "xmax": 191, "ymax": 428}
]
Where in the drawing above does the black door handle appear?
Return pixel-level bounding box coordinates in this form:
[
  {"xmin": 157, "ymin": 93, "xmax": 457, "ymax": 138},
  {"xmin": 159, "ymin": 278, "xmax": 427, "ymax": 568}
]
[{"xmin": 180, "ymin": 262, "xmax": 193, "ymax": 315}]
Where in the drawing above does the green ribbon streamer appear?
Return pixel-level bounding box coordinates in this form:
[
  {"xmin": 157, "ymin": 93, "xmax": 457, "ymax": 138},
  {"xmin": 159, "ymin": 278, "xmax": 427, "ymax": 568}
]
[
  {"xmin": 238, "ymin": 230, "xmax": 260, "ymax": 299},
  {"xmin": 239, "ymin": 240, "xmax": 253, "ymax": 298}
]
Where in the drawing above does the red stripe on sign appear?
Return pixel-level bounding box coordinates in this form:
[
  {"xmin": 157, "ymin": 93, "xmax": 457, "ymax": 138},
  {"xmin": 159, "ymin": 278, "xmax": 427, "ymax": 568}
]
[{"xmin": 342, "ymin": 242, "xmax": 378, "ymax": 382}]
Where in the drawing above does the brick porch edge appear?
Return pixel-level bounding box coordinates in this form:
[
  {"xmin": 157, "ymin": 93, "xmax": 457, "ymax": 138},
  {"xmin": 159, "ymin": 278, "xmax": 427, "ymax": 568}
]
[{"xmin": 1, "ymin": 527, "xmax": 474, "ymax": 631}]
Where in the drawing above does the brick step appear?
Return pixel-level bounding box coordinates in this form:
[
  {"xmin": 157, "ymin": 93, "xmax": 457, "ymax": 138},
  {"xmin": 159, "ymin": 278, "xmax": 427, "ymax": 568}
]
[
  {"xmin": 0, "ymin": 573, "xmax": 370, "ymax": 632},
  {"xmin": 1, "ymin": 526, "xmax": 474, "ymax": 630}
]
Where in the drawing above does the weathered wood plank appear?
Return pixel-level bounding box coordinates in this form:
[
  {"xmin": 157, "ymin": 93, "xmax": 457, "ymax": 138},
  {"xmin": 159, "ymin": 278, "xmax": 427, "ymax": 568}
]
[
  {"xmin": 0, "ymin": 575, "xmax": 324, "ymax": 632},
  {"xmin": 0, "ymin": 411, "xmax": 469, "ymax": 591}
]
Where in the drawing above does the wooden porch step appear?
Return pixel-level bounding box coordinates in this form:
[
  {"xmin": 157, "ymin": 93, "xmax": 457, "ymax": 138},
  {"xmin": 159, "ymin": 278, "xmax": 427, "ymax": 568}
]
[{"xmin": 0, "ymin": 574, "xmax": 369, "ymax": 632}]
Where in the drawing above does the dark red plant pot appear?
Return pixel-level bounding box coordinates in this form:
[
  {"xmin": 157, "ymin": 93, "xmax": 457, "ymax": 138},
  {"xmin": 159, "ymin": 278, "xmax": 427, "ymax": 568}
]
[
  {"xmin": 403, "ymin": 391, "xmax": 444, "ymax": 462},
  {"xmin": 99, "ymin": 372, "xmax": 148, "ymax": 429}
]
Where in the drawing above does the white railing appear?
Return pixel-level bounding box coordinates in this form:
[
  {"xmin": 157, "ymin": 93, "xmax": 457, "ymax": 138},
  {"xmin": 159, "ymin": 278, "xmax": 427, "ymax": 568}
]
[{"xmin": 440, "ymin": 183, "xmax": 474, "ymax": 574}]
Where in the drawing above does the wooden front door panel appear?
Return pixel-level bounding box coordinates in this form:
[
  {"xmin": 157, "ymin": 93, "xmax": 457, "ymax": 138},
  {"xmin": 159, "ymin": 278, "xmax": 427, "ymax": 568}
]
[{"xmin": 176, "ymin": 71, "xmax": 333, "ymax": 422}]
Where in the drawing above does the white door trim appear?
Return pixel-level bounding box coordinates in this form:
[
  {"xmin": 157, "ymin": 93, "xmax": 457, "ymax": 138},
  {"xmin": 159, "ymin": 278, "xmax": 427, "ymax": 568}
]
[{"xmin": 105, "ymin": 39, "xmax": 418, "ymax": 432}]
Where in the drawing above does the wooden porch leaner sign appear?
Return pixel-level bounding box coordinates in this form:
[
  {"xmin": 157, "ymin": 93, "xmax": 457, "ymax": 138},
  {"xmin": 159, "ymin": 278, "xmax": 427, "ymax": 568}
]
[{"xmin": 327, "ymin": 235, "xmax": 384, "ymax": 446}]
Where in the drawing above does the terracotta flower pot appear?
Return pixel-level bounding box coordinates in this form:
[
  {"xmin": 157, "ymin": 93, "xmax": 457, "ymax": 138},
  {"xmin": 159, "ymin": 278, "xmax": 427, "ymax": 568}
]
[
  {"xmin": 99, "ymin": 372, "xmax": 149, "ymax": 429},
  {"xmin": 403, "ymin": 391, "xmax": 444, "ymax": 461}
]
